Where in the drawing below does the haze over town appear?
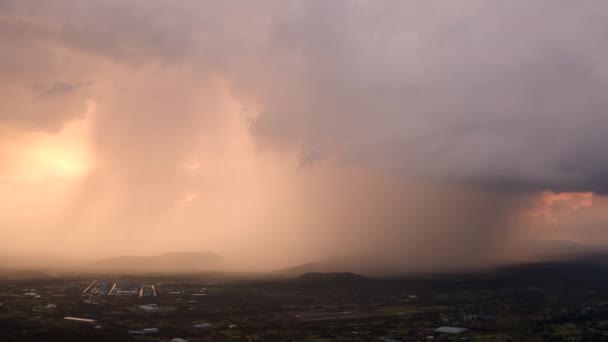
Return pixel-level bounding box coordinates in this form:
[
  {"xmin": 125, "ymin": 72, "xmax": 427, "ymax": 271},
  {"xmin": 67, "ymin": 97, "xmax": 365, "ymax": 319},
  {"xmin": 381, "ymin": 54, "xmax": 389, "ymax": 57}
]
[{"xmin": 2, "ymin": 0, "xmax": 608, "ymax": 273}]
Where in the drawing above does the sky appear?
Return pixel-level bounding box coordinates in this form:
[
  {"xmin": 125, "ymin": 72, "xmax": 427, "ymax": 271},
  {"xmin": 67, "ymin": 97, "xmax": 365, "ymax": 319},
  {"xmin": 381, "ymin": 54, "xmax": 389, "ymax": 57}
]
[{"xmin": 1, "ymin": 0, "xmax": 608, "ymax": 271}]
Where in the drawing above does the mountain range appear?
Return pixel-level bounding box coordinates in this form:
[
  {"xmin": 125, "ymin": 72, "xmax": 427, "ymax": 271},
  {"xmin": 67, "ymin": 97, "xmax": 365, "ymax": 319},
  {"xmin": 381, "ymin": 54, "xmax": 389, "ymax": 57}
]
[{"xmin": 89, "ymin": 252, "xmax": 223, "ymax": 272}]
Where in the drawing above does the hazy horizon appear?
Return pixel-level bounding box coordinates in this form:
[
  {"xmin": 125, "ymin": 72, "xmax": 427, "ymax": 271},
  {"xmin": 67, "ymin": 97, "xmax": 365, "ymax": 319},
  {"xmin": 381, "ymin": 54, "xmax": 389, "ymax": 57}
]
[{"xmin": 3, "ymin": 1, "xmax": 608, "ymax": 273}]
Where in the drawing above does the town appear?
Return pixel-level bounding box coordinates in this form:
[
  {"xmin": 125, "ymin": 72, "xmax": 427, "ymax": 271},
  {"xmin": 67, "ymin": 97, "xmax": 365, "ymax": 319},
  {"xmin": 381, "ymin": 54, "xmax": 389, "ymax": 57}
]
[{"xmin": 2, "ymin": 258, "xmax": 608, "ymax": 341}]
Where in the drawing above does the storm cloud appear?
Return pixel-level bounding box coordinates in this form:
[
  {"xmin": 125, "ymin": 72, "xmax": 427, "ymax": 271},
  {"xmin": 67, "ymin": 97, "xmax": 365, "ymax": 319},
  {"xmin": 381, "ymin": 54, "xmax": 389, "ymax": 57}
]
[
  {"xmin": 3, "ymin": 0, "xmax": 608, "ymax": 192},
  {"xmin": 2, "ymin": 1, "xmax": 608, "ymax": 270}
]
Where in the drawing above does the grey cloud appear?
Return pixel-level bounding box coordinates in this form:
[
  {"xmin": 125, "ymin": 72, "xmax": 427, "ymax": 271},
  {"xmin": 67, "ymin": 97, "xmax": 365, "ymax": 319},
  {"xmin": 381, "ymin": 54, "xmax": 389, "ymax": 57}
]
[
  {"xmin": 3, "ymin": 0, "xmax": 608, "ymax": 191},
  {"xmin": 242, "ymin": 1, "xmax": 608, "ymax": 194}
]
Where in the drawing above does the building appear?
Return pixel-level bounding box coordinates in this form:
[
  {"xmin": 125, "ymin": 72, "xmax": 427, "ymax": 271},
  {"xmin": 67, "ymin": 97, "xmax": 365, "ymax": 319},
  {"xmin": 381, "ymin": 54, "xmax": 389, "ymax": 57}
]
[
  {"xmin": 82, "ymin": 280, "xmax": 97, "ymax": 294},
  {"xmin": 434, "ymin": 326, "xmax": 468, "ymax": 334},
  {"xmin": 64, "ymin": 317, "xmax": 97, "ymax": 324},
  {"xmin": 139, "ymin": 304, "xmax": 159, "ymax": 312},
  {"xmin": 128, "ymin": 330, "xmax": 145, "ymax": 336},
  {"xmin": 84, "ymin": 280, "xmax": 156, "ymax": 297},
  {"xmin": 139, "ymin": 284, "xmax": 157, "ymax": 297},
  {"xmin": 461, "ymin": 310, "xmax": 497, "ymax": 322}
]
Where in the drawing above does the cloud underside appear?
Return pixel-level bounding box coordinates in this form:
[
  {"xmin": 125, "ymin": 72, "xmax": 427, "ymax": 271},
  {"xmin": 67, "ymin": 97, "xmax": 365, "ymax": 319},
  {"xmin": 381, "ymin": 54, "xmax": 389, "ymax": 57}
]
[
  {"xmin": 2, "ymin": 1, "xmax": 608, "ymax": 193},
  {"xmin": 3, "ymin": 1, "xmax": 608, "ymax": 192}
]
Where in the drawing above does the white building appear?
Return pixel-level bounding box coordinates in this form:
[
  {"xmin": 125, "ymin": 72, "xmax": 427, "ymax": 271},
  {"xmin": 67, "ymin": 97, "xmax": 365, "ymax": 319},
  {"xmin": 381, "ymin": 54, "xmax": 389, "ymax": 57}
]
[
  {"xmin": 434, "ymin": 326, "xmax": 468, "ymax": 334},
  {"xmin": 64, "ymin": 317, "xmax": 97, "ymax": 324},
  {"xmin": 138, "ymin": 304, "xmax": 159, "ymax": 312}
]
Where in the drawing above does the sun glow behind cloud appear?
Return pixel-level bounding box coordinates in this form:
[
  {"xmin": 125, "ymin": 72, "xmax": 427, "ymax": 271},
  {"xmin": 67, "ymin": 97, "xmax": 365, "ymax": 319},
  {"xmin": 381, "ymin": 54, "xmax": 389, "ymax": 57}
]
[
  {"xmin": 528, "ymin": 191, "xmax": 594, "ymax": 220},
  {"xmin": 0, "ymin": 102, "xmax": 93, "ymax": 184}
]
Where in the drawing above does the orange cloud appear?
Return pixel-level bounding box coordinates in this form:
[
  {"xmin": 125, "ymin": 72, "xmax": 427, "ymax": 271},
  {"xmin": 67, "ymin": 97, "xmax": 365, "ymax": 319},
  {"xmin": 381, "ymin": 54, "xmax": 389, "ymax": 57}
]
[{"xmin": 528, "ymin": 191, "xmax": 593, "ymax": 219}]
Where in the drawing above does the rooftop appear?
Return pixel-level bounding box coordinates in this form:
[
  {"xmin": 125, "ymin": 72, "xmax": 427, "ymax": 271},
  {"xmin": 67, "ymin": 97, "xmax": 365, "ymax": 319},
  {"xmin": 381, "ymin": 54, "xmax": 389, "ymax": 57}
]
[
  {"xmin": 64, "ymin": 317, "xmax": 97, "ymax": 323},
  {"xmin": 435, "ymin": 326, "xmax": 468, "ymax": 334}
]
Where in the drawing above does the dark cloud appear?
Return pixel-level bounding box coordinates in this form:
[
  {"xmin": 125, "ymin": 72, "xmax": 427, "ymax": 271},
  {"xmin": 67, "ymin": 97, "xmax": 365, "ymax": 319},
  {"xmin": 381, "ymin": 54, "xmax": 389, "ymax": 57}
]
[{"xmin": 238, "ymin": 1, "xmax": 608, "ymax": 194}]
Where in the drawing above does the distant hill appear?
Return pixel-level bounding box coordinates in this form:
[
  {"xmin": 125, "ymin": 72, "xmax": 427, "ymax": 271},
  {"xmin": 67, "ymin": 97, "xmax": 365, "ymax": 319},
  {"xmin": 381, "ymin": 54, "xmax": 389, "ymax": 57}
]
[
  {"xmin": 293, "ymin": 272, "xmax": 369, "ymax": 283},
  {"xmin": 527, "ymin": 240, "xmax": 606, "ymax": 260},
  {"xmin": 276, "ymin": 242, "xmax": 608, "ymax": 277},
  {"xmin": 278, "ymin": 256, "xmax": 608, "ymax": 293},
  {"xmin": 90, "ymin": 252, "xmax": 223, "ymax": 273},
  {"xmin": 276, "ymin": 262, "xmax": 324, "ymax": 275},
  {"xmin": 276, "ymin": 255, "xmax": 396, "ymax": 276}
]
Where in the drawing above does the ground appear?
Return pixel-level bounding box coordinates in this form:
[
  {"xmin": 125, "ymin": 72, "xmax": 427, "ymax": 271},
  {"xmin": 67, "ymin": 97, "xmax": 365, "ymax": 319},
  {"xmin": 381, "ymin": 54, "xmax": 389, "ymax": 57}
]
[{"xmin": 2, "ymin": 259, "xmax": 608, "ymax": 341}]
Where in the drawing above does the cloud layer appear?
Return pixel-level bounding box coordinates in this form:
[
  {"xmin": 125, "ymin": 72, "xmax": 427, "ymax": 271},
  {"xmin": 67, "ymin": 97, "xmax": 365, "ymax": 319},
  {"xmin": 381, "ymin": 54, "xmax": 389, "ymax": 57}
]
[
  {"xmin": 2, "ymin": 0, "xmax": 608, "ymax": 192},
  {"xmin": 2, "ymin": 1, "xmax": 608, "ymax": 269}
]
